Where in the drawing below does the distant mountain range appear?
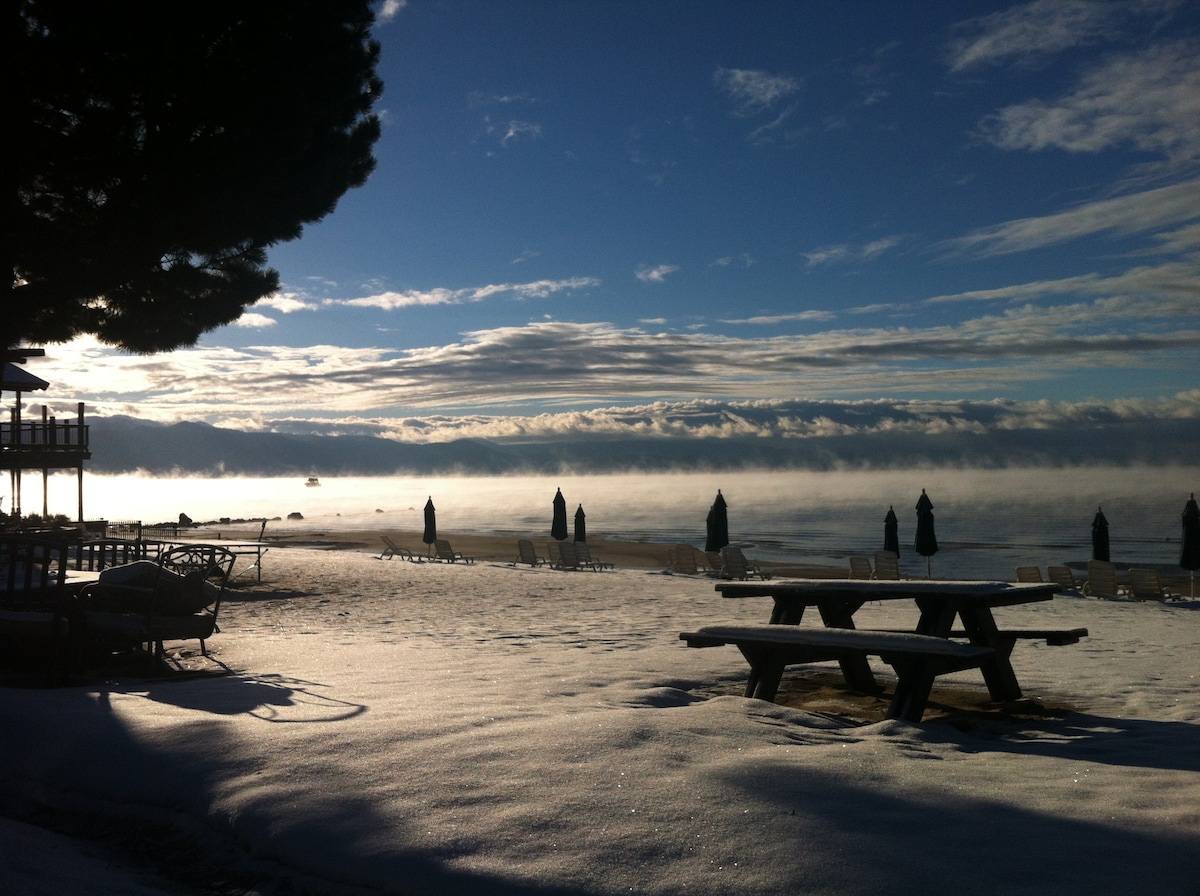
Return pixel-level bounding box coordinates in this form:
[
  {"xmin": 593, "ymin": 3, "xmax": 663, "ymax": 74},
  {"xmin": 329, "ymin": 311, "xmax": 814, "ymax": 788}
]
[{"xmin": 82, "ymin": 414, "xmax": 1199, "ymax": 475}]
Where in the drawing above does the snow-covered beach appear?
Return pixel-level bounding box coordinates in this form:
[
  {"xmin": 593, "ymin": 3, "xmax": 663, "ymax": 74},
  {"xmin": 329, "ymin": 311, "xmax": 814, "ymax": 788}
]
[{"xmin": 2, "ymin": 543, "xmax": 1199, "ymax": 895}]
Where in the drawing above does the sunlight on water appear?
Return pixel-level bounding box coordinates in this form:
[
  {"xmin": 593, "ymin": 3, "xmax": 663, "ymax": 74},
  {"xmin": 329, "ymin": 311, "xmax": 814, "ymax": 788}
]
[{"xmin": 35, "ymin": 465, "xmax": 1198, "ymax": 580}]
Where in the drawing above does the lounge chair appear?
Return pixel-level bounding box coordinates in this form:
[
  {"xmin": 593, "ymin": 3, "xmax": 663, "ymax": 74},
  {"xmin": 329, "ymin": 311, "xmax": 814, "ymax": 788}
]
[
  {"xmin": 546, "ymin": 541, "xmax": 583, "ymax": 570},
  {"xmin": 0, "ymin": 534, "xmax": 74, "ymax": 675},
  {"xmin": 1128, "ymin": 568, "xmax": 1178, "ymax": 602},
  {"xmin": 82, "ymin": 543, "xmax": 236, "ymax": 662},
  {"xmin": 873, "ymin": 551, "xmax": 900, "ymax": 580},
  {"xmin": 704, "ymin": 551, "xmax": 724, "ymax": 575},
  {"xmin": 1016, "ymin": 566, "xmax": 1044, "ymax": 583},
  {"xmin": 848, "ymin": 556, "xmax": 873, "ymax": 579},
  {"xmin": 379, "ymin": 535, "xmax": 418, "ymax": 561},
  {"xmin": 719, "ymin": 546, "xmax": 772, "ymax": 581},
  {"xmin": 1047, "ymin": 566, "xmax": 1081, "ymax": 593},
  {"xmin": 574, "ymin": 542, "xmax": 613, "ymax": 570},
  {"xmin": 511, "ymin": 539, "xmax": 546, "ymax": 567},
  {"xmin": 557, "ymin": 541, "xmax": 584, "ymax": 570},
  {"xmin": 670, "ymin": 544, "xmax": 701, "ymax": 575},
  {"xmin": 1084, "ymin": 559, "xmax": 1123, "ymax": 600},
  {"xmin": 433, "ymin": 539, "xmax": 474, "ymax": 564}
]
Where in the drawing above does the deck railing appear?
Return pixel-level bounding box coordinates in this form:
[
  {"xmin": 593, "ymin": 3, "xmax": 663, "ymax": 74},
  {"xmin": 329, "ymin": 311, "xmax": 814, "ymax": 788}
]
[{"xmin": 0, "ymin": 420, "xmax": 90, "ymax": 452}]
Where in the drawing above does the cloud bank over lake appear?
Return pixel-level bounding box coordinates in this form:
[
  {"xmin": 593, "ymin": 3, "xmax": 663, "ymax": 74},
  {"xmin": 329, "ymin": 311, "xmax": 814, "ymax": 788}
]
[{"xmin": 83, "ymin": 394, "xmax": 1199, "ymax": 476}]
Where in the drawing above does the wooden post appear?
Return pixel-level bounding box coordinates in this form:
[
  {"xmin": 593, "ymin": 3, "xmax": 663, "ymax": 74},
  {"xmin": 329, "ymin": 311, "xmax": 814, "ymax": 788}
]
[{"xmin": 76, "ymin": 403, "xmax": 86, "ymax": 521}]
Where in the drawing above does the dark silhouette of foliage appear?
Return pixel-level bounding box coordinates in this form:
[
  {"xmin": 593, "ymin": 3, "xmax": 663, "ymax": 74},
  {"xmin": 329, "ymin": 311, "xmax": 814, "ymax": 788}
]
[{"xmin": 6, "ymin": 0, "xmax": 382, "ymax": 352}]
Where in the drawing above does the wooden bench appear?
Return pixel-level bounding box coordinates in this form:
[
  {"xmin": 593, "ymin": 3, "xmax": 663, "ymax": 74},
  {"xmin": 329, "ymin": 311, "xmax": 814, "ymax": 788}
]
[
  {"xmin": 882, "ymin": 627, "xmax": 1088, "ymax": 647},
  {"xmin": 680, "ymin": 625, "xmax": 995, "ymax": 723}
]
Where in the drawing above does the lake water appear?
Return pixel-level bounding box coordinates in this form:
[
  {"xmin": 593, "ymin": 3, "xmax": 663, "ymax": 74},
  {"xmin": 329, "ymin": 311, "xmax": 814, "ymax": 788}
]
[{"xmin": 39, "ymin": 465, "xmax": 1198, "ymax": 581}]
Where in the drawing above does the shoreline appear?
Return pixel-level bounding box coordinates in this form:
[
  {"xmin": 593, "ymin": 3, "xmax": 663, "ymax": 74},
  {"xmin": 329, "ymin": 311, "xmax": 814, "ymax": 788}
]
[
  {"xmin": 193, "ymin": 523, "xmax": 1198, "ymax": 589},
  {"xmin": 196, "ymin": 523, "xmax": 851, "ymax": 577}
]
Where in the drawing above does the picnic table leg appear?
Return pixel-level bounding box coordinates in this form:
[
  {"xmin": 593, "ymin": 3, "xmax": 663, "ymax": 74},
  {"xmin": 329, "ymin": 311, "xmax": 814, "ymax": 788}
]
[
  {"xmin": 749, "ymin": 600, "xmax": 807, "ymax": 694},
  {"xmin": 738, "ymin": 646, "xmax": 785, "ymax": 702},
  {"xmin": 886, "ymin": 657, "xmax": 938, "ymax": 722},
  {"xmin": 817, "ymin": 598, "xmax": 880, "ymax": 693},
  {"xmin": 957, "ymin": 607, "xmax": 1023, "ymax": 702},
  {"xmin": 770, "ymin": 598, "xmax": 806, "ymax": 625}
]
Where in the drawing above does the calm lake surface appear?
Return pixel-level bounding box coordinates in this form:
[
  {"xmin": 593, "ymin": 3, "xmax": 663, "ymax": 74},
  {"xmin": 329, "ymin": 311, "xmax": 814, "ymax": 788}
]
[{"xmin": 44, "ymin": 466, "xmax": 1197, "ymax": 581}]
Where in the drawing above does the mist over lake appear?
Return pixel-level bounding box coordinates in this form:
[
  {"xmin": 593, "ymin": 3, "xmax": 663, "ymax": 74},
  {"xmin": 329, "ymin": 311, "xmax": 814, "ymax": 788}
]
[{"xmin": 44, "ymin": 465, "xmax": 1196, "ymax": 581}]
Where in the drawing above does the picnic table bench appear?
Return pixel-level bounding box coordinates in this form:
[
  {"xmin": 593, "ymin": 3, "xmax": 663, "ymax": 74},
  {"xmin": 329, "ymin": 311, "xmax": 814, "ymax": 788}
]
[{"xmin": 680, "ymin": 625, "xmax": 995, "ymax": 722}]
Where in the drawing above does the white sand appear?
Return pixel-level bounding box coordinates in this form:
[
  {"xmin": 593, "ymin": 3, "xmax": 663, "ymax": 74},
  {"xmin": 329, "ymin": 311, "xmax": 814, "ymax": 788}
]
[{"xmin": 3, "ymin": 548, "xmax": 1199, "ymax": 894}]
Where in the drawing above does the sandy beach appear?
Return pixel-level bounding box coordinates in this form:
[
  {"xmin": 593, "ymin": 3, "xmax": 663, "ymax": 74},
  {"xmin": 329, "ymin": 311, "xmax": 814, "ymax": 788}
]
[{"xmin": 2, "ymin": 539, "xmax": 1198, "ymax": 894}]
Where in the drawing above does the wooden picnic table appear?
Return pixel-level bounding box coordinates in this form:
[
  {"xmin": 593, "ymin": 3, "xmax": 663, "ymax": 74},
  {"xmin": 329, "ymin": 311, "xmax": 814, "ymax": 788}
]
[{"xmin": 713, "ymin": 579, "xmax": 1066, "ymax": 703}]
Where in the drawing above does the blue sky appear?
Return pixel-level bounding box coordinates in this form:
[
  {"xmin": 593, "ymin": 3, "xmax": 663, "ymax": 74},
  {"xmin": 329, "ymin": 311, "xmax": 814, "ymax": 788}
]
[{"xmin": 29, "ymin": 0, "xmax": 1200, "ymax": 453}]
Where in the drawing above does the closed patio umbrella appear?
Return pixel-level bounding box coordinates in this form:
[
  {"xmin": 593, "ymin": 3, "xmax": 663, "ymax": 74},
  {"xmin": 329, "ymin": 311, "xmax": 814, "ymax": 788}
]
[
  {"xmin": 1091, "ymin": 507, "xmax": 1110, "ymax": 562},
  {"xmin": 574, "ymin": 504, "xmax": 587, "ymax": 542},
  {"xmin": 705, "ymin": 490, "xmax": 729, "ymax": 553},
  {"xmin": 1180, "ymin": 493, "xmax": 1200, "ymax": 599},
  {"xmin": 883, "ymin": 506, "xmax": 899, "ymax": 556},
  {"xmin": 913, "ymin": 489, "xmax": 937, "ymax": 578},
  {"xmin": 551, "ymin": 488, "xmax": 568, "ymax": 541},
  {"xmin": 422, "ymin": 497, "xmax": 437, "ymax": 558}
]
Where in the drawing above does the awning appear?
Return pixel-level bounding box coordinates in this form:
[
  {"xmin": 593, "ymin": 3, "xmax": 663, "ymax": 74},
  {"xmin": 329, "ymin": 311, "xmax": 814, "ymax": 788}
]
[{"xmin": 1, "ymin": 363, "xmax": 50, "ymax": 393}]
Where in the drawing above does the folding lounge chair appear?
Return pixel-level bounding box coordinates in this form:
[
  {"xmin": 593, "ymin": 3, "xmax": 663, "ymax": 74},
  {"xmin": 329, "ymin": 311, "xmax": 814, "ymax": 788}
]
[
  {"xmin": 574, "ymin": 542, "xmax": 613, "ymax": 570},
  {"xmin": 848, "ymin": 556, "xmax": 873, "ymax": 579},
  {"xmin": 511, "ymin": 539, "xmax": 546, "ymax": 567},
  {"xmin": 670, "ymin": 544, "xmax": 700, "ymax": 574},
  {"xmin": 1128, "ymin": 568, "xmax": 1178, "ymax": 601},
  {"xmin": 1016, "ymin": 566, "xmax": 1044, "ymax": 583},
  {"xmin": 1047, "ymin": 566, "xmax": 1081, "ymax": 593},
  {"xmin": 379, "ymin": 535, "xmax": 417, "ymax": 561},
  {"xmin": 434, "ymin": 539, "xmax": 474, "ymax": 564},
  {"xmin": 1084, "ymin": 560, "xmax": 1123, "ymax": 599},
  {"xmin": 556, "ymin": 541, "xmax": 584, "ymax": 570},
  {"xmin": 873, "ymin": 551, "xmax": 900, "ymax": 580},
  {"xmin": 719, "ymin": 546, "xmax": 772, "ymax": 581}
]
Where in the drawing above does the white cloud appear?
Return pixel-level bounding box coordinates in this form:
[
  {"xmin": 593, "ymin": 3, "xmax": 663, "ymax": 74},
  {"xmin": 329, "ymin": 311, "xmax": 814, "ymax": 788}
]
[
  {"xmin": 376, "ymin": 1, "xmax": 407, "ymax": 25},
  {"xmin": 255, "ymin": 292, "xmax": 320, "ymax": 313},
  {"xmin": 978, "ymin": 40, "xmax": 1200, "ymax": 163},
  {"xmin": 233, "ymin": 312, "xmax": 278, "ymax": 329},
  {"xmin": 636, "ymin": 264, "xmax": 679, "ymax": 283},
  {"xmin": 721, "ymin": 311, "xmax": 837, "ymax": 326},
  {"xmin": 501, "ymin": 120, "xmax": 543, "ymax": 146},
  {"xmin": 339, "ymin": 277, "xmax": 600, "ymax": 310},
  {"xmin": 947, "ymin": 0, "xmax": 1130, "ymax": 71},
  {"xmin": 714, "ymin": 68, "xmax": 800, "ymax": 116},
  {"xmin": 804, "ymin": 236, "xmax": 901, "ymax": 267},
  {"xmin": 36, "ymin": 283, "xmax": 1200, "ymax": 423},
  {"xmin": 941, "ymin": 177, "xmax": 1200, "ymax": 257}
]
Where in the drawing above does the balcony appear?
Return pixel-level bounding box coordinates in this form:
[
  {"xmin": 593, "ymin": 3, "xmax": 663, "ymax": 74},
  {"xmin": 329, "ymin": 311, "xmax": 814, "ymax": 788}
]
[{"xmin": 0, "ymin": 414, "xmax": 91, "ymax": 470}]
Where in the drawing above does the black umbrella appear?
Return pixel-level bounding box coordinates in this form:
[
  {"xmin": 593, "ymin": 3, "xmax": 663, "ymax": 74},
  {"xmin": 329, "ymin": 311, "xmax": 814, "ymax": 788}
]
[
  {"xmin": 705, "ymin": 490, "xmax": 729, "ymax": 553},
  {"xmin": 1091, "ymin": 506, "xmax": 1110, "ymax": 562},
  {"xmin": 1180, "ymin": 493, "xmax": 1200, "ymax": 599},
  {"xmin": 883, "ymin": 506, "xmax": 900, "ymax": 556},
  {"xmin": 574, "ymin": 504, "xmax": 587, "ymax": 543},
  {"xmin": 551, "ymin": 488, "xmax": 568, "ymax": 541},
  {"xmin": 422, "ymin": 497, "xmax": 437, "ymax": 558},
  {"xmin": 913, "ymin": 489, "xmax": 938, "ymax": 578}
]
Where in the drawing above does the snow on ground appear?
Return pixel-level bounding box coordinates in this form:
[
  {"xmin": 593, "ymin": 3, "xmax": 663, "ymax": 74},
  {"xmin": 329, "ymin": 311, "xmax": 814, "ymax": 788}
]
[{"xmin": 2, "ymin": 548, "xmax": 1198, "ymax": 894}]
